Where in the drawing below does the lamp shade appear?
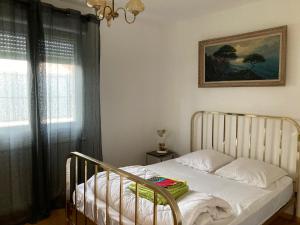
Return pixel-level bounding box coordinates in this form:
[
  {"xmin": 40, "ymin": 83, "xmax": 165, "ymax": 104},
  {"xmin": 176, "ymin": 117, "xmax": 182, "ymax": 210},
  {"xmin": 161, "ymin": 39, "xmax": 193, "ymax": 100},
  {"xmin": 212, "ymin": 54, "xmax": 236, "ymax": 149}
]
[
  {"xmin": 87, "ymin": 0, "xmax": 106, "ymax": 8},
  {"xmin": 125, "ymin": 0, "xmax": 145, "ymax": 16}
]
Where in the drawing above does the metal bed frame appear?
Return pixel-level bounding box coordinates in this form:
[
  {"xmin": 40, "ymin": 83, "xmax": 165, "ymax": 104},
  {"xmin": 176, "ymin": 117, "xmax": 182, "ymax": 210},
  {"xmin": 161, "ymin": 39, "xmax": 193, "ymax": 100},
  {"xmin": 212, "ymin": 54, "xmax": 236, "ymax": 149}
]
[
  {"xmin": 66, "ymin": 111, "xmax": 300, "ymax": 225},
  {"xmin": 191, "ymin": 111, "xmax": 300, "ymax": 221},
  {"xmin": 65, "ymin": 152, "xmax": 182, "ymax": 225}
]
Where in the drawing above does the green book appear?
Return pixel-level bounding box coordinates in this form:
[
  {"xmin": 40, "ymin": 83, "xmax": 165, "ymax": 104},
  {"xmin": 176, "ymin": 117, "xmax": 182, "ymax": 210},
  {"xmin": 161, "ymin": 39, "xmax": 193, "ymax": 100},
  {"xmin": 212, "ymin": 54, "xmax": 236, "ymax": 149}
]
[{"xmin": 128, "ymin": 177, "xmax": 189, "ymax": 205}]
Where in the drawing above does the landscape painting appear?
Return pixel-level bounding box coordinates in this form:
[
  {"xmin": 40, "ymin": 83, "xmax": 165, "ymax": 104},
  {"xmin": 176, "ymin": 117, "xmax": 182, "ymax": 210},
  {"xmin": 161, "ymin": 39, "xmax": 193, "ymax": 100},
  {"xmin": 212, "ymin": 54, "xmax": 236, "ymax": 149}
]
[{"xmin": 199, "ymin": 26, "xmax": 287, "ymax": 87}]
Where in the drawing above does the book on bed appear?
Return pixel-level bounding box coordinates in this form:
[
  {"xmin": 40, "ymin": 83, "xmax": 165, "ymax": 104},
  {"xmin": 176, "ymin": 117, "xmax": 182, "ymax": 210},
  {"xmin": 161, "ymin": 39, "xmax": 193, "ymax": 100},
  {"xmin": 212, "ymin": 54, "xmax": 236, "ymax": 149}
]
[{"xmin": 129, "ymin": 176, "xmax": 189, "ymax": 205}]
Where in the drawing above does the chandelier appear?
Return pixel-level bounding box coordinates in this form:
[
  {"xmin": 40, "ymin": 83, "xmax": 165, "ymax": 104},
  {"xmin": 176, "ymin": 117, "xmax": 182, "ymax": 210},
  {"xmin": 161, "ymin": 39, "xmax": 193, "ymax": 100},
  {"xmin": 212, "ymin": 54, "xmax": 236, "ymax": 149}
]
[{"xmin": 87, "ymin": 0, "xmax": 145, "ymax": 26}]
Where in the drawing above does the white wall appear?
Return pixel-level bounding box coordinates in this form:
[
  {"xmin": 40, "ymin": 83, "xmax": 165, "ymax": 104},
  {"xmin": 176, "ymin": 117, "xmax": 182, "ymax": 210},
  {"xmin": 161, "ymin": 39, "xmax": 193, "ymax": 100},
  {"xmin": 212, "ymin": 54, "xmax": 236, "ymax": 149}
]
[
  {"xmin": 160, "ymin": 0, "xmax": 300, "ymax": 156},
  {"xmin": 42, "ymin": 0, "xmax": 300, "ymax": 167},
  {"xmin": 100, "ymin": 20, "xmax": 168, "ymax": 166}
]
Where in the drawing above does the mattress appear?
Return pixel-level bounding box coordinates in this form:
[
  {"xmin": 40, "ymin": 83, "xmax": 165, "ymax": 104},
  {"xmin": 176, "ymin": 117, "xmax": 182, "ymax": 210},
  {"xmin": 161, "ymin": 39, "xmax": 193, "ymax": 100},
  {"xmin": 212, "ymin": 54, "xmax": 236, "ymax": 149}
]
[
  {"xmin": 75, "ymin": 159, "xmax": 293, "ymax": 225},
  {"xmin": 147, "ymin": 159, "xmax": 293, "ymax": 225}
]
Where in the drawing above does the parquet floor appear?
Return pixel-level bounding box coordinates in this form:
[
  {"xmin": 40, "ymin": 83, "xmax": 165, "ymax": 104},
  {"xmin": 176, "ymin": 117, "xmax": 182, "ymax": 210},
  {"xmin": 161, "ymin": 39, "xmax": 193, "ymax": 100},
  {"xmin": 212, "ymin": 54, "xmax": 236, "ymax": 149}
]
[
  {"xmin": 26, "ymin": 209, "xmax": 300, "ymax": 225},
  {"xmin": 270, "ymin": 216, "xmax": 300, "ymax": 225},
  {"xmin": 25, "ymin": 210, "xmax": 65, "ymax": 225}
]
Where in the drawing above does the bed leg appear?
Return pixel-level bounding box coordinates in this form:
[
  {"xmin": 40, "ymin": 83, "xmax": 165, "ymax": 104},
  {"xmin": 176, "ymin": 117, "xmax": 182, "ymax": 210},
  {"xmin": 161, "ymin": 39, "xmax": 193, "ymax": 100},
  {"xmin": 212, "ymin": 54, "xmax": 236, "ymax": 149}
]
[
  {"xmin": 66, "ymin": 202, "xmax": 73, "ymax": 225},
  {"xmin": 293, "ymin": 199, "xmax": 297, "ymax": 220},
  {"xmin": 290, "ymin": 194, "xmax": 298, "ymax": 222}
]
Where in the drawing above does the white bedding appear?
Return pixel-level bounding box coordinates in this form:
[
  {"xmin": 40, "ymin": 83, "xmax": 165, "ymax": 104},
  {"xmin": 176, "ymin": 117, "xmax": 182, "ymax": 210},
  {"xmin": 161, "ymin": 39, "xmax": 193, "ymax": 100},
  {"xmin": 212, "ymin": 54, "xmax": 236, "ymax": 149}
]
[
  {"xmin": 75, "ymin": 159, "xmax": 293, "ymax": 225},
  {"xmin": 147, "ymin": 160, "xmax": 293, "ymax": 225},
  {"xmin": 75, "ymin": 165, "xmax": 232, "ymax": 225}
]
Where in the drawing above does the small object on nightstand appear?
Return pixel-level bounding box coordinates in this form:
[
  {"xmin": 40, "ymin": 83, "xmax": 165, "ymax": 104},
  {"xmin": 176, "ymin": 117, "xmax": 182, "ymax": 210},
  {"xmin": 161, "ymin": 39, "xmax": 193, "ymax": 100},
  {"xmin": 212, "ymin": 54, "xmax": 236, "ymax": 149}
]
[
  {"xmin": 156, "ymin": 129, "xmax": 168, "ymax": 154},
  {"xmin": 146, "ymin": 150, "xmax": 178, "ymax": 165}
]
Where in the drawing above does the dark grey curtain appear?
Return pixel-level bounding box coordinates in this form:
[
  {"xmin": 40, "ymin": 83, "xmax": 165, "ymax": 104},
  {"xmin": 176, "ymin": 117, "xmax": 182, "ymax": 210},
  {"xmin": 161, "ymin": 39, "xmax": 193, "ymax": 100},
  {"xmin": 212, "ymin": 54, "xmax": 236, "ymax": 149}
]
[
  {"xmin": 0, "ymin": 1, "xmax": 33, "ymax": 224},
  {"xmin": 0, "ymin": 1, "xmax": 102, "ymax": 224}
]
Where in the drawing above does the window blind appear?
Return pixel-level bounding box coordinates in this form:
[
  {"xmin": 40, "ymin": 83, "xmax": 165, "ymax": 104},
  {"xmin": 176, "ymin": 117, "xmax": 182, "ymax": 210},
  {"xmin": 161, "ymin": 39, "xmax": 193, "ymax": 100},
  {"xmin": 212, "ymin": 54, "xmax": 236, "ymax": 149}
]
[
  {"xmin": 0, "ymin": 31, "xmax": 75, "ymax": 62},
  {"xmin": 0, "ymin": 32, "xmax": 27, "ymax": 59}
]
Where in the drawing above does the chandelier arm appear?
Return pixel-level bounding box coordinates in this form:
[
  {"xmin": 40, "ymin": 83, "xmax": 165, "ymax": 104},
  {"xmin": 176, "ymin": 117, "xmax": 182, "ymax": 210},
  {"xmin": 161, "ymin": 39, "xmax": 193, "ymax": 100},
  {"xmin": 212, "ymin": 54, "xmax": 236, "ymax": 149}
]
[
  {"xmin": 96, "ymin": 5, "xmax": 113, "ymax": 21},
  {"xmin": 112, "ymin": 0, "xmax": 115, "ymax": 15},
  {"xmin": 116, "ymin": 7, "xmax": 136, "ymax": 24},
  {"xmin": 97, "ymin": 10, "xmax": 105, "ymax": 20}
]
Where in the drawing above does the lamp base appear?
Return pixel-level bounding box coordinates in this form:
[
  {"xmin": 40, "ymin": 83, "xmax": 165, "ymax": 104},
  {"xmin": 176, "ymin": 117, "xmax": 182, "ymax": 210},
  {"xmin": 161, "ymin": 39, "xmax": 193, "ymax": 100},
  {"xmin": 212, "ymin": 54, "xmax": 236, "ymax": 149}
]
[{"xmin": 156, "ymin": 150, "xmax": 168, "ymax": 154}]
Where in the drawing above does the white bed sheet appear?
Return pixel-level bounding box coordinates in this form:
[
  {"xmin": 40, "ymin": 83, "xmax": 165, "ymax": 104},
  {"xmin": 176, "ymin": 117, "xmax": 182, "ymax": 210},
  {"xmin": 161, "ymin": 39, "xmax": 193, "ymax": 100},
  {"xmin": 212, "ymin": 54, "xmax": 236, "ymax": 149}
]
[
  {"xmin": 75, "ymin": 159, "xmax": 293, "ymax": 225},
  {"xmin": 147, "ymin": 159, "xmax": 293, "ymax": 225}
]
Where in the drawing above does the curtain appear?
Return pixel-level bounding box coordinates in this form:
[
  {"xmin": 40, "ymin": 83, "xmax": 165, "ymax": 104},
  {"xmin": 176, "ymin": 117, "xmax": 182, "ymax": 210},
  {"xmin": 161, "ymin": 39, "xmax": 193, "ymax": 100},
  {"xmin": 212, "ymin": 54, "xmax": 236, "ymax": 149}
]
[
  {"xmin": 0, "ymin": 1, "xmax": 102, "ymax": 224},
  {"xmin": 0, "ymin": 1, "xmax": 33, "ymax": 224}
]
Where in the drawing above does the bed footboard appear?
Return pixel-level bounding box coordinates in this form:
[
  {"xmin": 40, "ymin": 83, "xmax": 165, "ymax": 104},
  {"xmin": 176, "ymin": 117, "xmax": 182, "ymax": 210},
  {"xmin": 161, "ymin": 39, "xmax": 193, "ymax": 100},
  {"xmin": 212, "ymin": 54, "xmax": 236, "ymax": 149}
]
[{"xmin": 66, "ymin": 152, "xmax": 182, "ymax": 225}]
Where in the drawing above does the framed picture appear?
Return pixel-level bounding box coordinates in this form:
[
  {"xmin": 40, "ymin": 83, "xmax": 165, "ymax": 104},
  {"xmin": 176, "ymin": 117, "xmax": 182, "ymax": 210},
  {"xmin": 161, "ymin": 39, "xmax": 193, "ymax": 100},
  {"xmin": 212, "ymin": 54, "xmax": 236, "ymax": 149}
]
[{"xmin": 198, "ymin": 26, "xmax": 287, "ymax": 87}]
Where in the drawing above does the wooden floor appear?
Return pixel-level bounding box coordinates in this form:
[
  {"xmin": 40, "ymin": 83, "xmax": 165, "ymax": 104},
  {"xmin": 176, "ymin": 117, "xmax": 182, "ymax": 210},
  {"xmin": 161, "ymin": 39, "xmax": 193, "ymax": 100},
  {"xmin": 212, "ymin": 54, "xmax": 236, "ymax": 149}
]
[
  {"xmin": 271, "ymin": 217, "xmax": 300, "ymax": 225},
  {"xmin": 26, "ymin": 209, "xmax": 300, "ymax": 225},
  {"xmin": 25, "ymin": 210, "xmax": 65, "ymax": 225}
]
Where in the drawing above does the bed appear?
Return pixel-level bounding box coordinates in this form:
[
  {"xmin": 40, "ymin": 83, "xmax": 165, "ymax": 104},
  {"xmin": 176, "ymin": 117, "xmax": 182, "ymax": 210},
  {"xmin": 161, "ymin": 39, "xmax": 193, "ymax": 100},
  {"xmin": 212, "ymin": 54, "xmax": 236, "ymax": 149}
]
[{"xmin": 66, "ymin": 111, "xmax": 300, "ymax": 225}]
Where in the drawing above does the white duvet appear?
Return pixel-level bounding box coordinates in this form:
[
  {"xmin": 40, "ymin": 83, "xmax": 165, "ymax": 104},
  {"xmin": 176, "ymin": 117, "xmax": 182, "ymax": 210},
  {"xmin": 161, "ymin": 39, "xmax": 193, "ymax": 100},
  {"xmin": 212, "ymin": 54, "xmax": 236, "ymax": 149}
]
[{"xmin": 75, "ymin": 166, "xmax": 232, "ymax": 225}]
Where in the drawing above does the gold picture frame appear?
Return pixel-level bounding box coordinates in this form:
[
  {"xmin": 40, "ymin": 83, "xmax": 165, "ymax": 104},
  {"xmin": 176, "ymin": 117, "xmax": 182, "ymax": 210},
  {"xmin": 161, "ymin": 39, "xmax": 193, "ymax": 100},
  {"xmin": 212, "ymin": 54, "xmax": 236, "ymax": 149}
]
[{"xmin": 198, "ymin": 26, "xmax": 287, "ymax": 88}]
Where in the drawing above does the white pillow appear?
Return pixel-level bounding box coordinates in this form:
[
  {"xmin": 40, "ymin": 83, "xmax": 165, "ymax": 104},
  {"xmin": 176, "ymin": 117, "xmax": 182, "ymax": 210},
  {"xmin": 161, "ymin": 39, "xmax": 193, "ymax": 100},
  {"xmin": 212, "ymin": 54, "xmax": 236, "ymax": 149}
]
[
  {"xmin": 176, "ymin": 150, "xmax": 234, "ymax": 173},
  {"xmin": 215, "ymin": 158, "xmax": 288, "ymax": 188}
]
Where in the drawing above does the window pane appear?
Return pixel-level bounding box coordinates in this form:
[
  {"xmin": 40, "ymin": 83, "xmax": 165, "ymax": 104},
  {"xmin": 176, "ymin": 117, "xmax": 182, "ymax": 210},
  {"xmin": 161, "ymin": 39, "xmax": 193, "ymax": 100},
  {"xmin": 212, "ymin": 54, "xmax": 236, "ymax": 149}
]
[
  {"xmin": 45, "ymin": 62, "xmax": 76, "ymax": 123},
  {"xmin": 0, "ymin": 59, "xmax": 29, "ymax": 127}
]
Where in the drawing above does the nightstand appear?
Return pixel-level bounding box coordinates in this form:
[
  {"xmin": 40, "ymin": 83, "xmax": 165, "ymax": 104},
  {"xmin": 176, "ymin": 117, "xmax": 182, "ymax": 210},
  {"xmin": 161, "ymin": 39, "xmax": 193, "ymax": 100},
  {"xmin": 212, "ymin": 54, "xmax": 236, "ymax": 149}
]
[{"xmin": 146, "ymin": 151, "xmax": 178, "ymax": 165}]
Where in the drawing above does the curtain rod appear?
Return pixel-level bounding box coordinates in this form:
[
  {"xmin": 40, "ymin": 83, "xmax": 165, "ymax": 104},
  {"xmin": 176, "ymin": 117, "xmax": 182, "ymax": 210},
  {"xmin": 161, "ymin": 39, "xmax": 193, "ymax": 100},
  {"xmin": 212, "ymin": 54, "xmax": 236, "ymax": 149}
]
[
  {"xmin": 15, "ymin": 0, "xmax": 99, "ymax": 24},
  {"xmin": 41, "ymin": 2, "xmax": 99, "ymax": 23}
]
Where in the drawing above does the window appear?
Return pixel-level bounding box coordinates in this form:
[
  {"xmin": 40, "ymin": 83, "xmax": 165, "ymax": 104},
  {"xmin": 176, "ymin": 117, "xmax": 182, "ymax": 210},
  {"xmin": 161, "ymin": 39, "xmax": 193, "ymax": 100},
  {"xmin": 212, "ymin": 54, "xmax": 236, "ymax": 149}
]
[
  {"xmin": 45, "ymin": 62, "xmax": 76, "ymax": 124},
  {"xmin": 43, "ymin": 38, "xmax": 77, "ymax": 124},
  {"xmin": 0, "ymin": 58, "xmax": 29, "ymax": 127},
  {"xmin": 0, "ymin": 32, "xmax": 29, "ymax": 128},
  {"xmin": 0, "ymin": 32, "xmax": 78, "ymax": 128}
]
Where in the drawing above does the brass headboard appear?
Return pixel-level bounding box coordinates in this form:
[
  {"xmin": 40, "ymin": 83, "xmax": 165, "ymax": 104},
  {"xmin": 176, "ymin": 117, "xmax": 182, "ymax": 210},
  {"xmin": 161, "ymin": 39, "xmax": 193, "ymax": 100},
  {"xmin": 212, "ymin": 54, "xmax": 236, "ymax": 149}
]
[{"xmin": 191, "ymin": 111, "xmax": 300, "ymax": 206}]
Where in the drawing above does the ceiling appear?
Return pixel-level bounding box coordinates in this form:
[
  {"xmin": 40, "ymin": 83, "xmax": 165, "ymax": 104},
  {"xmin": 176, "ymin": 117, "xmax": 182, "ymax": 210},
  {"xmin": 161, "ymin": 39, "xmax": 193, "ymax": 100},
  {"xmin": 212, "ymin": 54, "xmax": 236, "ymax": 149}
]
[{"xmin": 64, "ymin": 0, "xmax": 262, "ymax": 21}]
